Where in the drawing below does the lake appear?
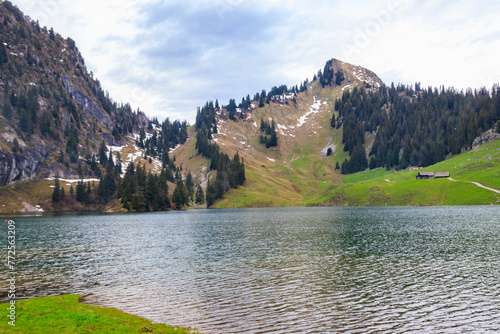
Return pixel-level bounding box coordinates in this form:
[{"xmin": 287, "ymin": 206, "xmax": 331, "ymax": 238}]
[{"xmin": 1, "ymin": 207, "xmax": 500, "ymax": 333}]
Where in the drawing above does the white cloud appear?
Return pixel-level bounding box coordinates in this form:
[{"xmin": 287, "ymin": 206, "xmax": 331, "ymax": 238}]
[{"xmin": 11, "ymin": 0, "xmax": 500, "ymax": 122}]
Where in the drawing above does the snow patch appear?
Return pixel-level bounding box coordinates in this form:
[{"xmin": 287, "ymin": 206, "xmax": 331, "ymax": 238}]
[
  {"xmin": 46, "ymin": 177, "xmax": 100, "ymax": 183},
  {"xmin": 169, "ymin": 143, "xmax": 181, "ymax": 153},
  {"xmin": 107, "ymin": 145, "xmax": 125, "ymax": 153},
  {"xmin": 296, "ymin": 96, "xmax": 322, "ymax": 127},
  {"xmin": 267, "ymin": 157, "xmax": 276, "ymax": 162}
]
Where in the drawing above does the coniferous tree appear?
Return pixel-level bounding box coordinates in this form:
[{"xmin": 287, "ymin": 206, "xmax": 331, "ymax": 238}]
[
  {"xmin": 195, "ymin": 186, "xmax": 205, "ymax": 204},
  {"xmin": 0, "ymin": 42, "xmax": 8, "ymax": 65},
  {"xmin": 145, "ymin": 172, "xmax": 159, "ymax": 210},
  {"xmin": 52, "ymin": 177, "xmax": 61, "ymax": 203},
  {"xmin": 98, "ymin": 140, "xmax": 108, "ymax": 165},
  {"xmin": 185, "ymin": 172, "xmax": 194, "ymax": 199},
  {"xmin": 157, "ymin": 169, "xmax": 171, "ymax": 210},
  {"xmin": 66, "ymin": 127, "xmax": 79, "ymax": 163},
  {"xmin": 76, "ymin": 180, "xmax": 86, "ymax": 202},
  {"xmin": 114, "ymin": 152, "xmax": 122, "ymax": 177},
  {"xmin": 206, "ymin": 179, "xmax": 216, "ymax": 208},
  {"xmin": 172, "ymin": 179, "xmax": 189, "ymax": 209},
  {"xmin": 2, "ymin": 100, "xmax": 12, "ymax": 119},
  {"xmin": 12, "ymin": 138, "xmax": 20, "ymax": 153}
]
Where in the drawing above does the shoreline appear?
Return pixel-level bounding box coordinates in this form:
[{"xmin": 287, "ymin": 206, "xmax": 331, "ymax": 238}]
[
  {"xmin": 1, "ymin": 202, "xmax": 499, "ymax": 216},
  {"xmin": 0, "ymin": 294, "xmax": 201, "ymax": 333}
]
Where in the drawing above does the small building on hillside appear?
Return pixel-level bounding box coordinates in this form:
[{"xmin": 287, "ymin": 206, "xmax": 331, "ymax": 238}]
[
  {"xmin": 416, "ymin": 171, "xmax": 434, "ymax": 180},
  {"xmin": 435, "ymin": 172, "xmax": 451, "ymax": 179}
]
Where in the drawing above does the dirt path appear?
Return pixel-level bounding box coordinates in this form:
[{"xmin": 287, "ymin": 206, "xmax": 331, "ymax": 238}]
[{"xmin": 448, "ymin": 178, "xmax": 500, "ymax": 194}]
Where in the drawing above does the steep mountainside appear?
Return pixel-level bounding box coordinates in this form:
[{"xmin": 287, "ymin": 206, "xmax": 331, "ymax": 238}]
[
  {"xmin": 175, "ymin": 58, "xmax": 500, "ymax": 208},
  {"xmin": 173, "ymin": 59, "xmax": 386, "ymax": 207},
  {"xmin": 0, "ymin": 2, "xmax": 189, "ymax": 191},
  {"xmin": 0, "ymin": 2, "xmax": 146, "ymax": 186}
]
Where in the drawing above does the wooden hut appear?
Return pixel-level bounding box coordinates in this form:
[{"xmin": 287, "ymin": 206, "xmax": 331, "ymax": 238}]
[{"xmin": 416, "ymin": 171, "xmax": 434, "ymax": 180}]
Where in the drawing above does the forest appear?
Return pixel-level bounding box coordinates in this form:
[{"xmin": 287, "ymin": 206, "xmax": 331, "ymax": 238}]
[{"xmin": 334, "ymin": 83, "xmax": 500, "ymax": 173}]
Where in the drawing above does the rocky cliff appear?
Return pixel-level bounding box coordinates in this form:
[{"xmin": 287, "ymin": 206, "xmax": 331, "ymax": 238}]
[{"xmin": 0, "ymin": 1, "xmax": 147, "ymax": 187}]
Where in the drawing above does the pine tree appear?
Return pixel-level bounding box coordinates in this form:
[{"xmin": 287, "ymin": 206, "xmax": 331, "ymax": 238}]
[
  {"xmin": 206, "ymin": 179, "xmax": 216, "ymax": 208},
  {"xmin": 172, "ymin": 179, "xmax": 189, "ymax": 209},
  {"xmin": 12, "ymin": 138, "xmax": 20, "ymax": 153},
  {"xmin": 185, "ymin": 172, "xmax": 194, "ymax": 198},
  {"xmin": 76, "ymin": 180, "xmax": 86, "ymax": 202},
  {"xmin": 0, "ymin": 42, "xmax": 8, "ymax": 65},
  {"xmin": 2, "ymin": 100, "xmax": 12, "ymax": 119},
  {"xmin": 66, "ymin": 127, "xmax": 79, "ymax": 163},
  {"xmin": 157, "ymin": 169, "xmax": 171, "ymax": 210},
  {"xmin": 52, "ymin": 177, "xmax": 61, "ymax": 203},
  {"xmin": 98, "ymin": 140, "xmax": 108, "ymax": 165},
  {"xmin": 145, "ymin": 173, "xmax": 159, "ymax": 210},
  {"xmin": 195, "ymin": 186, "xmax": 205, "ymax": 204},
  {"xmin": 114, "ymin": 152, "xmax": 122, "ymax": 177}
]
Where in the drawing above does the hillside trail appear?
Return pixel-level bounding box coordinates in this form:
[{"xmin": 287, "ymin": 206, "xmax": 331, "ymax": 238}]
[{"xmin": 448, "ymin": 178, "xmax": 500, "ymax": 194}]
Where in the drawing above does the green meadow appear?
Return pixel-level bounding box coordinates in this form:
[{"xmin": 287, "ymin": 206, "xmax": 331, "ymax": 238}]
[{"xmin": 0, "ymin": 295, "xmax": 200, "ymax": 334}]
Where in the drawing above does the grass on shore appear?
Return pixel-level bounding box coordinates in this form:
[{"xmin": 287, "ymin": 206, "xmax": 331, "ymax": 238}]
[{"xmin": 0, "ymin": 295, "xmax": 200, "ymax": 334}]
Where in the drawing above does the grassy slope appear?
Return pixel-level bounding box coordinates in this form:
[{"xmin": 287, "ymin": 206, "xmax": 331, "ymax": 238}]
[
  {"xmin": 179, "ymin": 75, "xmax": 500, "ymax": 208},
  {"xmin": 0, "ymin": 295, "xmax": 199, "ymax": 334},
  {"xmin": 211, "ymin": 83, "xmax": 348, "ymax": 208},
  {"xmin": 316, "ymin": 138, "xmax": 500, "ymax": 206}
]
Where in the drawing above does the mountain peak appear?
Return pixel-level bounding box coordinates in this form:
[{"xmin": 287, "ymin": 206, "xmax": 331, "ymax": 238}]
[{"xmin": 317, "ymin": 58, "xmax": 383, "ymax": 89}]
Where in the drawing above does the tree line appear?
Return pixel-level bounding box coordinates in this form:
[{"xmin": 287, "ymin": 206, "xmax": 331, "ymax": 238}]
[
  {"xmin": 195, "ymin": 101, "xmax": 246, "ymax": 207},
  {"xmin": 333, "ymin": 83, "xmax": 500, "ymax": 173},
  {"xmin": 259, "ymin": 117, "xmax": 278, "ymax": 148}
]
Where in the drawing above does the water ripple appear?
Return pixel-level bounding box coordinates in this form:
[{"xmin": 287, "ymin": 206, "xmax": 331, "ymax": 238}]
[{"xmin": 1, "ymin": 207, "xmax": 500, "ymax": 333}]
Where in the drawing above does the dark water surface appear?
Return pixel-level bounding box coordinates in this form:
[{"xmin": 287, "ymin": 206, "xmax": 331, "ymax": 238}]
[{"xmin": 1, "ymin": 206, "xmax": 499, "ymax": 333}]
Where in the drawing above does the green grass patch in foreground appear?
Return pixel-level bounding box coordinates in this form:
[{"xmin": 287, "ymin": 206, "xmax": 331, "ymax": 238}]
[{"xmin": 0, "ymin": 295, "xmax": 200, "ymax": 334}]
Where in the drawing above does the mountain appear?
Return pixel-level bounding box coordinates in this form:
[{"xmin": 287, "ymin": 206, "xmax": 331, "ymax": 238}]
[
  {"xmin": 0, "ymin": 2, "xmax": 191, "ymax": 212},
  {"xmin": 174, "ymin": 59, "xmax": 500, "ymax": 208},
  {"xmin": 1, "ymin": 1, "xmax": 499, "ymax": 212},
  {"xmin": 0, "ymin": 1, "xmax": 147, "ymax": 185},
  {"xmin": 173, "ymin": 59, "xmax": 388, "ymax": 207}
]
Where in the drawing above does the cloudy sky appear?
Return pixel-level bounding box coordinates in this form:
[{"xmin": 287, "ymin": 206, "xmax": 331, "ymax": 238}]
[{"xmin": 13, "ymin": 0, "xmax": 500, "ymax": 123}]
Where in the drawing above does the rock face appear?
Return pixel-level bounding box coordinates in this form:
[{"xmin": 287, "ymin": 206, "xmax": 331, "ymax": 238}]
[
  {"xmin": 0, "ymin": 142, "xmax": 47, "ymax": 187},
  {"xmin": 473, "ymin": 129, "xmax": 500, "ymax": 147},
  {"xmin": 62, "ymin": 75, "xmax": 113, "ymax": 128}
]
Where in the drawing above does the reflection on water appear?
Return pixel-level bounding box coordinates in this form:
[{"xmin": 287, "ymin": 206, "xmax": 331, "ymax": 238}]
[{"xmin": 1, "ymin": 207, "xmax": 500, "ymax": 333}]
